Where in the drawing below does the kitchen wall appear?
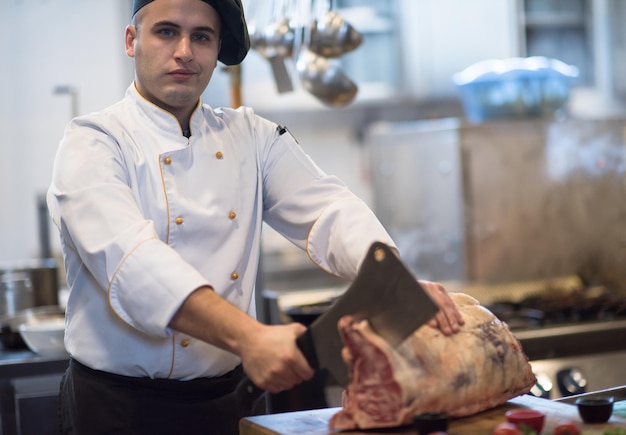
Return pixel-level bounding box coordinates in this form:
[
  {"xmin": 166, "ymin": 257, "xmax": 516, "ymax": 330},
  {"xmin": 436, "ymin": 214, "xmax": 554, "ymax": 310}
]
[
  {"xmin": 0, "ymin": 0, "xmax": 134, "ymax": 263},
  {"xmin": 397, "ymin": 0, "xmax": 518, "ymax": 100}
]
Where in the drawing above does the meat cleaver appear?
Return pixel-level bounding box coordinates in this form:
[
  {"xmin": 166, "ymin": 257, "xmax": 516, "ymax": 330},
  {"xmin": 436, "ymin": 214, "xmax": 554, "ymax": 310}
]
[{"xmin": 236, "ymin": 241, "xmax": 440, "ymax": 412}]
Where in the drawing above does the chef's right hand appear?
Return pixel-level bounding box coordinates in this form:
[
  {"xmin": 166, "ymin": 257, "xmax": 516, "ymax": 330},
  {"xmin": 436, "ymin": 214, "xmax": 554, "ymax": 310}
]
[{"xmin": 239, "ymin": 322, "xmax": 314, "ymax": 393}]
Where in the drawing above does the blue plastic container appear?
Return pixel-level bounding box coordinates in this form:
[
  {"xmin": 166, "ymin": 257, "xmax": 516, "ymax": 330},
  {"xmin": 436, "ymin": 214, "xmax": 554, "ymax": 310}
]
[{"xmin": 453, "ymin": 57, "xmax": 579, "ymax": 123}]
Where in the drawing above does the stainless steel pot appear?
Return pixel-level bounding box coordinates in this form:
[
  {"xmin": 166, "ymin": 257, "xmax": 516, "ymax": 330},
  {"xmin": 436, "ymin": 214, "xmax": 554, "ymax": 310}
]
[
  {"xmin": 0, "ymin": 258, "xmax": 60, "ymax": 349},
  {"xmin": 0, "ymin": 258, "xmax": 59, "ymax": 312},
  {"xmin": 0, "ymin": 271, "xmax": 34, "ymax": 317}
]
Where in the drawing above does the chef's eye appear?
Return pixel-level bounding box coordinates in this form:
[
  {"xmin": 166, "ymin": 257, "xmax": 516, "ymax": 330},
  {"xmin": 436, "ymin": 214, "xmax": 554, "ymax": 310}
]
[
  {"xmin": 192, "ymin": 33, "xmax": 211, "ymax": 42},
  {"xmin": 157, "ymin": 28, "xmax": 176, "ymax": 37}
]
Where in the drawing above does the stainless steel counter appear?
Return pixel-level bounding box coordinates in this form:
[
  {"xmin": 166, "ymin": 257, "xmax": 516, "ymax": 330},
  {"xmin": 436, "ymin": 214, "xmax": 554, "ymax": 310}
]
[
  {"xmin": 0, "ymin": 349, "xmax": 68, "ymax": 378},
  {"xmin": 0, "ymin": 349, "xmax": 69, "ymax": 434}
]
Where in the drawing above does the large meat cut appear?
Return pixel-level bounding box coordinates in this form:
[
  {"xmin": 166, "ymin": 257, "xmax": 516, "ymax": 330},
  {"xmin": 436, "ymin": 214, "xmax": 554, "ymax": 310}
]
[{"xmin": 329, "ymin": 293, "xmax": 537, "ymax": 431}]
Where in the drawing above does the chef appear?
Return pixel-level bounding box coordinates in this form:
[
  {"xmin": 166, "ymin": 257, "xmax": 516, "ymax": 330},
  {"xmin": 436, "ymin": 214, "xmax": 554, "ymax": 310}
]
[{"xmin": 47, "ymin": 0, "xmax": 465, "ymax": 433}]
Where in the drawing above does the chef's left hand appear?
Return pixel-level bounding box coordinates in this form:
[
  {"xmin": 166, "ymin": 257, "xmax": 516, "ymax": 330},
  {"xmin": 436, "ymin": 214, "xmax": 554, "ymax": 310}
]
[{"xmin": 418, "ymin": 280, "xmax": 464, "ymax": 335}]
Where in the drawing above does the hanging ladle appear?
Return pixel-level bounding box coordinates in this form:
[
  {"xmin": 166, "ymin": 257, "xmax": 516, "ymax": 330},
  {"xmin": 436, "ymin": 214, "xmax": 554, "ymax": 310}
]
[
  {"xmin": 295, "ymin": 49, "xmax": 358, "ymax": 107},
  {"xmin": 248, "ymin": 0, "xmax": 295, "ymax": 93},
  {"xmin": 309, "ymin": 9, "xmax": 363, "ymax": 58},
  {"xmin": 294, "ymin": 0, "xmax": 359, "ymax": 106}
]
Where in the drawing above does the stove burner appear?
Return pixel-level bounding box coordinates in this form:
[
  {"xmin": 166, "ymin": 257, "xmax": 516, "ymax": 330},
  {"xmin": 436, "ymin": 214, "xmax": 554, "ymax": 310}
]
[{"xmin": 486, "ymin": 285, "xmax": 626, "ymax": 331}]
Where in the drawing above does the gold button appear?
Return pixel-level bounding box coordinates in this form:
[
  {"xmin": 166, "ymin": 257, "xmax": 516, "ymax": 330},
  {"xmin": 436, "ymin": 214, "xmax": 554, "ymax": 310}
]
[
  {"xmin": 228, "ymin": 211, "xmax": 237, "ymax": 220},
  {"xmin": 181, "ymin": 339, "xmax": 190, "ymax": 348},
  {"xmin": 175, "ymin": 217, "xmax": 184, "ymax": 225},
  {"xmin": 164, "ymin": 157, "xmax": 172, "ymax": 165},
  {"xmin": 215, "ymin": 151, "xmax": 224, "ymax": 159},
  {"xmin": 231, "ymin": 272, "xmax": 239, "ymax": 280}
]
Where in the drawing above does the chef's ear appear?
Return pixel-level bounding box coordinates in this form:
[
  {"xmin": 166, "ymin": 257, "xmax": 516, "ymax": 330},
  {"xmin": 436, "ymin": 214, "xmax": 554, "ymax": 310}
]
[{"xmin": 125, "ymin": 25, "xmax": 137, "ymax": 58}]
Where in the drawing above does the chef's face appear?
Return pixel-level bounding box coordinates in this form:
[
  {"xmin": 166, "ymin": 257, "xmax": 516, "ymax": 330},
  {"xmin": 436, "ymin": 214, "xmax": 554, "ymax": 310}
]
[{"xmin": 125, "ymin": 0, "xmax": 221, "ymax": 118}]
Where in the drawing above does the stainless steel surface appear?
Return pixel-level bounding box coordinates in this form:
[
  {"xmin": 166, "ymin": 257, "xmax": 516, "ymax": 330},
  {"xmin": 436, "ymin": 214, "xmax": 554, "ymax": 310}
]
[
  {"xmin": 0, "ymin": 348, "xmax": 69, "ymax": 388},
  {"xmin": 0, "ymin": 273, "xmax": 34, "ymax": 318},
  {"xmin": 246, "ymin": 0, "xmax": 361, "ymax": 105},
  {"xmin": 0, "ymin": 259, "xmax": 59, "ymax": 311},
  {"xmin": 37, "ymin": 193, "xmax": 52, "ymax": 258},
  {"xmin": 0, "ymin": 349, "xmax": 69, "ymax": 435},
  {"xmin": 366, "ymin": 118, "xmax": 465, "ymax": 282},
  {"xmin": 365, "ymin": 117, "xmax": 626, "ymax": 285},
  {"xmin": 528, "ymin": 350, "xmax": 626, "ymax": 399},
  {"xmin": 514, "ymin": 319, "xmax": 626, "ymax": 361},
  {"xmin": 309, "ymin": 10, "xmax": 363, "ymax": 58},
  {"xmin": 250, "ymin": 17, "xmax": 295, "ymax": 59},
  {"xmin": 554, "ymin": 385, "xmax": 626, "ymax": 404},
  {"xmin": 296, "ymin": 49, "xmax": 358, "ymax": 107},
  {"xmin": 249, "ymin": 17, "xmax": 295, "ymax": 94},
  {"xmin": 515, "ymin": 319, "xmax": 626, "ymax": 342}
]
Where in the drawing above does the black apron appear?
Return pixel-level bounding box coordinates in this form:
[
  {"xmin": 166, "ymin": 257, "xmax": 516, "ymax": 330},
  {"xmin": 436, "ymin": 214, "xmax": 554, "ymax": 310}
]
[{"xmin": 58, "ymin": 358, "xmax": 255, "ymax": 435}]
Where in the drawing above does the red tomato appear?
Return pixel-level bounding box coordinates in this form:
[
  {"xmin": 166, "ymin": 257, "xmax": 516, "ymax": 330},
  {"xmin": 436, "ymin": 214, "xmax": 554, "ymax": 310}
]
[
  {"xmin": 554, "ymin": 421, "xmax": 581, "ymax": 435},
  {"xmin": 493, "ymin": 422, "xmax": 522, "ymax": 435}
]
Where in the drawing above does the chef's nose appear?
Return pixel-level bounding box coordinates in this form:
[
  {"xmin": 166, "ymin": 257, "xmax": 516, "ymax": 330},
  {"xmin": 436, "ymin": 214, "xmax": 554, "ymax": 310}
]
[{"xmin": 175, "ymin": 37, "xmax": 193, "ymax": 62}]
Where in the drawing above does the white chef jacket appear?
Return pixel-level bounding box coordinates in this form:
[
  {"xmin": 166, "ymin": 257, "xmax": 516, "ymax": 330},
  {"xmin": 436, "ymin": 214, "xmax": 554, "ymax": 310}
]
[{"xmin": 47, "ymin": 83, "xmax": 396, "ymax": 380}]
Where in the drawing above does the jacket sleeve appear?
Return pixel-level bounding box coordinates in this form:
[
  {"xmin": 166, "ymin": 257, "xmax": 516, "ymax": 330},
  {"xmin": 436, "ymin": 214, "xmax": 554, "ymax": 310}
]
[
  {"xmin": 47, "ymin": 119, "xmax": 209, "ymax": 337},
  {"xmin": 258, "ymin": 119, "xmax": 396, "ymax": 281}
]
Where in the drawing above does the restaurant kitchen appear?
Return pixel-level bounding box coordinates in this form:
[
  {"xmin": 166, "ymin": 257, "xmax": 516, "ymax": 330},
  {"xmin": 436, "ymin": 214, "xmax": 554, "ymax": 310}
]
[{"xmin": 1, "ymin": 0, "xmax": 626, "ymax": 433}]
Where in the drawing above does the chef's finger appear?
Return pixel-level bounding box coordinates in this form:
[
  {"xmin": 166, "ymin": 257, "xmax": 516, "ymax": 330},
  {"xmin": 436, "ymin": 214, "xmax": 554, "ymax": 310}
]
[
  {"xmin": 285, "ymin": 354, "xmax": 314, "ymax": 385},
  {"xmin": 432, "ymin": 283, "xmax": 464, "ymax": 327},
  {"xmin": 426, "ymin": 311, "xmax": 449, "ymax": 333},
  {"xmin": 438, "ymin": 300, "xmax": 463, "ymax": 334},
  {"xmin": 267, "ymin": 363, "xmax": 312, "ymax": 393},
  {"xmin": 262, "ymin": 368, "xmax": 299, "ymax": 393},
  {"xmin": 289, "ymin": 363, "xmax": 314, "ymax": 388},
  {"xmin": 420, "ymin": 283, "xmax": 462, "ymax": 335},
  {"xmin": 437, "ymin": 285, "xmax": 464, "ymax": 324}
]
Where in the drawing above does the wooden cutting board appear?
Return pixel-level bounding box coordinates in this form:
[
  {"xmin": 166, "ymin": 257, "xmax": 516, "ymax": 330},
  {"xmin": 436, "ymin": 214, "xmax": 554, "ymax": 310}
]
[{"xmin": 240, "ymin": 395, "xmax": 626, "ymax": 435}]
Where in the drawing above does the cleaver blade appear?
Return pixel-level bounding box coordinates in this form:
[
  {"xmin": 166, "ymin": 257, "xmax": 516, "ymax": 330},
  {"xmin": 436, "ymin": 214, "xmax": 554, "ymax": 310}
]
[
  {"xmin": 295, "ymin": 241, "xmax": 440, "ymax": 387},
  {"xmin": 235, "ymin": 241, "xmax": 439, "ymax": 413}
]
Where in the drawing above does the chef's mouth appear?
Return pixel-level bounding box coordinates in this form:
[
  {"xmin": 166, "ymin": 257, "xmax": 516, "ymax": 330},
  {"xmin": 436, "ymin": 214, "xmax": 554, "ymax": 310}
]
[{"xmin": 169, "ymin": 70, "xmax": 196, "ymax": 80}]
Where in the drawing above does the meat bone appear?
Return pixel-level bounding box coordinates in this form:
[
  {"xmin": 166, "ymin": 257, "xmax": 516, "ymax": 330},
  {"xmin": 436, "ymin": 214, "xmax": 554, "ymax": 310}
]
[{"xmin": 236, "ymin": 241, "xmax": 440, "ymax": 415}]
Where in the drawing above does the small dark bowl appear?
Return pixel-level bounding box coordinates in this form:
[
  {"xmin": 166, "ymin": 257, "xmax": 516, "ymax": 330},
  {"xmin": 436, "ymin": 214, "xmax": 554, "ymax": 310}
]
[
  {"xmin": 576, "ymin": 396, "xmax": 614, "ymax": 423},
  {"xmin": 413, "ymin": 412, "xmax": 449, "ymax": 435}
]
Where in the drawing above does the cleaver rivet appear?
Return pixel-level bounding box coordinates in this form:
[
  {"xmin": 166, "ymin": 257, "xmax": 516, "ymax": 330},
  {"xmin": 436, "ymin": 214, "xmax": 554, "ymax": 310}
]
[{"xmin": 374, "ymin": 247, "xmax": 386, "ymax": 262}]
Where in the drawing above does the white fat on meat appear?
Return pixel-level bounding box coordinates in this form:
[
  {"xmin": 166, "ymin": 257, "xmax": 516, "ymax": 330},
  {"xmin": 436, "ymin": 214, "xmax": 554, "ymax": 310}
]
[{"xmin": 329, "ymin": 293, "xmax": 537, "ymax": 431}]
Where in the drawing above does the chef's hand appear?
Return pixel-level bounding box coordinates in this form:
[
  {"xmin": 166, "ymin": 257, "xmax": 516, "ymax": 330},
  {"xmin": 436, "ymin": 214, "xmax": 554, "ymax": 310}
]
[
  {"xmin": 239, "ymin": 322, "xmax": 314, "ymax": 393},
  {"xmin": 419, "ymin": 280, "xmax": 464, "ymax": 335}
]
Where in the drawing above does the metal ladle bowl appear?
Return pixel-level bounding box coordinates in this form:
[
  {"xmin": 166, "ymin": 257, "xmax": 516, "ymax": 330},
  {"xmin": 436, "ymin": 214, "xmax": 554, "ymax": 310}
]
[
  {"xmin": 309, "ymin": 11, "xmax": 363, "ymax": 58},
  {"xmin": 296, "ymin": 49, "xmax": 358, "ymax": 107},
  {"xmin": 250, "ymin": 18, "xmax": 295, "ymax": 59}
]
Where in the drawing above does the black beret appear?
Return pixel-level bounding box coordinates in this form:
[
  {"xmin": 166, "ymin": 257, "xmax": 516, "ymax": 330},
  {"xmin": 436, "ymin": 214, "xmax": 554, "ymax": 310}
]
[{"xmin": 132, "ymin": 0, "xmax": 250, "ymax": 65}]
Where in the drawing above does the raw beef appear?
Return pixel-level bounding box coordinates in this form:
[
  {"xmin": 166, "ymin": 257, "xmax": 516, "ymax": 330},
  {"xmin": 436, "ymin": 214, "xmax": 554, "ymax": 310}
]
[{"xmin": 329, "ymin": 293, "xmax": 537, "ymax": 431}]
